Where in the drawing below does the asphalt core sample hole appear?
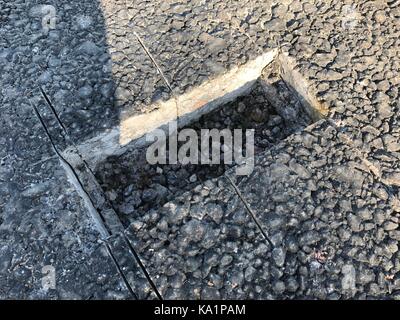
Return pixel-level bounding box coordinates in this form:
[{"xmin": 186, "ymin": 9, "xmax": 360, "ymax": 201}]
[{"xmin": 94, "ymin": 63, "xmax": 314, "ymax": 227}]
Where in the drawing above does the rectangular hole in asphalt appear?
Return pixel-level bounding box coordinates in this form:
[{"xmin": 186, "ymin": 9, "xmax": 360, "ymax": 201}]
[{"xmin": 94, "ymin": 63, "xmax": 315, "ymax": 227}]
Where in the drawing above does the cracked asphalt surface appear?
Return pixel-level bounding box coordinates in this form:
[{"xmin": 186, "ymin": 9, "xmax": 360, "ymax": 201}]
[{"xmin": 1, "ymin": 0, "xmax": 400, "ymax": 299}]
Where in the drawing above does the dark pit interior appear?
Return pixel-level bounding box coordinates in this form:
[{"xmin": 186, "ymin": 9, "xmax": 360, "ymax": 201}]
[{"xmin": 94, "ymin": 69, "xmax": 313, "ymax": 227}]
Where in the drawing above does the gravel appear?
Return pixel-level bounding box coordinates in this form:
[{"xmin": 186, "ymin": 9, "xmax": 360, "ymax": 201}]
[{"xmin": 95, "ymin": 81, "xmax": 310, "ymax": 227}]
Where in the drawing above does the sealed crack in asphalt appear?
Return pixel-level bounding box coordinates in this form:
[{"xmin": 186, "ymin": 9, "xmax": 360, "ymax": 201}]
[
  {"xmin": 103, "ymin": 242, "xmax": 137, "ymax": 299},
  {"xmin": 325, "ymin": 117, "xmax": 397, "ymax": 206},
  {"xmin": 28, "ymin": 96, "xmax": 109, "ymax": 239},
  {"xmin": 225, "ymin": 174, "xmax": 274, "ymax": 248},
  {"xmin": 29, "ymin": 91, "xmax": 162, "ymax": 300},
  {"xmin": 132, "ymin": 31, "xmax": 180, "ymax": 127}
]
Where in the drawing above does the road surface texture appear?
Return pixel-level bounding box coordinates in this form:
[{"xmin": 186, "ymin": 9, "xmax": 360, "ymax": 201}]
[{"xmin": 1, "ymin": 0, "xmax": 400, "ymax": 299}]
